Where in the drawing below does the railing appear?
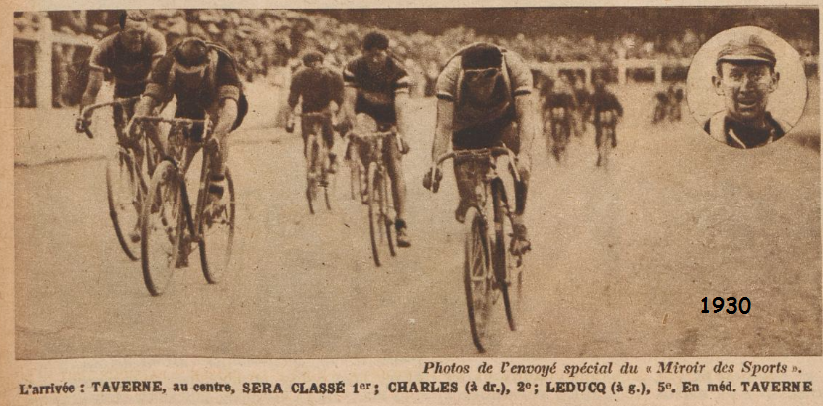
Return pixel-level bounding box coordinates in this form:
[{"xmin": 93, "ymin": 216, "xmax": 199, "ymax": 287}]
[
  {"xmin": 532, "ymin": 58, "xmax": 693, "ymax": 85},
  {"xmin": 14, "ymin": 17, "xmax": 94, "ymax": 109}
]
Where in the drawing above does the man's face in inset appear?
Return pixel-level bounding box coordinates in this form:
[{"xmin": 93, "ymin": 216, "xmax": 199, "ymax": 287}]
[
  {"xmin": 712, "ymin": 61, "xmax": 779, "ymax": 124},
  {"xmin": 121, "ymin": 18, "xmax": 148, "ymax": 53}
]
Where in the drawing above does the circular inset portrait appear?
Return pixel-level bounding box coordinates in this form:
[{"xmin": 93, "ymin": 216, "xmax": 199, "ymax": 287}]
[{"xmin": 686, "ymin": 26, "xmax": 807, "ymax": 149}]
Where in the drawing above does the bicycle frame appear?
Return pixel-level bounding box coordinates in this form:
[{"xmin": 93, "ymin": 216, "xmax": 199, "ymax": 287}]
[
  {"xmin": 133, "ymin": 116, "xmax": 213, "ymax": 249},
  {"xmin": 434, "ymin": 147, "xmax": 520, "ymax": 230}
]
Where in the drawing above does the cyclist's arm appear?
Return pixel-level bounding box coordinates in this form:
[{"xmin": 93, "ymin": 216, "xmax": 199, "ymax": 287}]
[
  {"xmin": 515, "ymin": 94, "xmax": 537, "ymax": 160},
  {"xmin": 80, "ymin": 41, "xmax": 108, "ymax": 113},
  {"xmin": 80, "ymin": 69, "xmax": 104, "ymax": 111},
  {"xmin": 507, "ymin": 52, "xmax": 536, "ymax": 160},
  {"xmin": 431, "ymin": 98, "xmax": 453, "ymax": 162},
  {"xmin": 287, "ymin": 69, "xmax": 303, "ymax": 111},
  {"xmin": 394, "ymin": 75, "xmax": 412, "ymax": 139},
  {"xmin": 213, "ymin": 98, "xmax": 238, "ymax": 140},
  {"xmin": 341, "ymin": 87, "xmax": 358, "ymax": 126}
]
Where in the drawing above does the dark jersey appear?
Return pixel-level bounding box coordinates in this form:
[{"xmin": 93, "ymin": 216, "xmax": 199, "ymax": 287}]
[
  {"xmin": 545, "ymin": 92, "xmax": 576, "ymax": 110},
  {"xmin": 589, "ymin": 90, "xmax": 623, "ymax": 119},
  {"xmin": 89, "ymin": 28, "xmax": 166, "ymax": 85},
  {"xmin": 343, "ymin": 56, "xmax": 411, "ymax": 124},
  {"xmin": 703, "ymin": 112, "xmax": 787, "ymax": 149},
  {"xmin": 145, "ymin": 46, "xmax": 242, "ymax": 115},
  {"xmin": 288, "ymin": 66, "xmax": 345, "ymax": 113}
]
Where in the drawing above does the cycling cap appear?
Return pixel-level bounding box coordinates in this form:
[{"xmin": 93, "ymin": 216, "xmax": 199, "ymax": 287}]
[
  {"xmin": 302, "ymin": 50, "xmax": 325, "ymax": 65},
  {"xmin": 461, "ymin": 44, "xmax": 503, "ymax": 70},
  {"xmin": 362, "ymin": 31, "xmax": 389, "ymax": 51},
  {"xmin": 174, "ymin": 37, "xmax": 210, "ymax": 68},
  {"xmin": 717, "ymin": 35, "xmax": 776, "ymax": 67}
]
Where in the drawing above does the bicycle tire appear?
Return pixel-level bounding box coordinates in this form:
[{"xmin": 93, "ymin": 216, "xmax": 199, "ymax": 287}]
[
  {"xmin": 140, "ymin": 160, "xmax": 182, "ymax": 296},
  {"xmin": 306, "ymin": 134, "xmax": 318, "ymax": 214},
  {"xmin": 349, "ymin": 149, "xmax": 362, "ymax": 201},
  {"xmin": 367, "ymin": 161, "xmax": 384, "ymax": 266},
  {"xmin": 106, "ymin": 149, "xmax": 141, "ymax": 261},
  {"xmin": 382, "ymin": 168, "xmax": 397, "ymax": 257},
  {"xmin": 200, "ymin": 167, "xmax": 236, "ymax": 284},
  {"xmin": 464, "ymin": 206, "xmax": 491, "ymax": 353},
  {"xmin": 492, "ymin": 180, "xmax": 517, "ymax": 331}
]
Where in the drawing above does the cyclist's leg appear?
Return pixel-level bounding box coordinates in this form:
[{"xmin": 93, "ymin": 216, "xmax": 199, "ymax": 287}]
[
  {"xmin": 384, "ymin": 131, "xmax": 410, "ymax": 246},
  {"xmin": 300, "ymin": 115, "xmax": 310, "ymax": 159},
  {"xmin": 452, "ymin": 126, "xmax": 491, "ymax": 223},
  {"xmin": 321, "ymin": 114, "xmax": 338, "ymax": 172},
  {"xmin": 501, "ymin": 122, "xmax": 531, "ymax": 253}
]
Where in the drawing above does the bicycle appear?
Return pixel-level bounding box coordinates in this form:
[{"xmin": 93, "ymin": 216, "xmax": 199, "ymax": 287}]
[
  {"xmin": 595, "ymin": 110, "xmax": 618, "ymax": 169},
  {"xmin": 79, "ymin": 96, "xmax": 156, "ymax": 261},
  {"xmin": 345, "ymin": 133, "xmax": 363, "ymax": 202},
  {"xmin": 351, "ymin": 130, "xmax": 397, "ymax": 267},
  {"xmin": 301, "ymin": 112, "xmax": 334, "ymax": 214},
  {"xmin": 133, "ymin": 116, "xmax": 236, "ymax": 296},
  {"xmin": 545, "ymin": 106, "xmax": 571, "ymax": 163},
  {"xmin": 433, "ymin": 146, "xmax": 525, "ymax": 353}
]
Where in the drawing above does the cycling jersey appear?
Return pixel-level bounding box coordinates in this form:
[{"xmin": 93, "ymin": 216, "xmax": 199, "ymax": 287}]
[
  {"xmin": 588, "ymin": 90, "xmax": 623, "ymax": 121},
  {"xmin": 703, "ymin": 111, "xmax": 790, "ymax": 149},
  {"xmin": 288, "ymin": 66, "xmax": 345, "ymax": 113},
  {"xmin": 89, "ymin": 28, "xmax": 166, "ymax": 93},
  {"xmin": 145, "ymin": 44, "xmax": 245, "ymax": 134},
  {"xmin": 435, "ymin": 44, "xmax": 532, "ymax": 133},
  {"xmin": 343, "ymin": 56, "xmax": 411, "ymax": 124},
  {"xmin": 545, "ymin": 92, "xmax": 577, "ymax": 111},
  {"xmin": 146, "ymin": 45, "xmax": 242, "ymax": 113}
]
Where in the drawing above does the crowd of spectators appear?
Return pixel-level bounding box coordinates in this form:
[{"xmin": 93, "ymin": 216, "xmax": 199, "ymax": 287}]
[{"xmin": 13, "ymin": 9, "xmax": 820, "ymax": 107}]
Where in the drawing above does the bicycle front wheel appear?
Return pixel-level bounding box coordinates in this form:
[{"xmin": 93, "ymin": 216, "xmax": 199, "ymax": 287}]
[
  {"xmin": 492, "ymin": 180, "xmax": 518, "ymax": 331},
  {"xmin": 366, "ymin": 161, "xmax": 385, "ymax": 266},
  {"xmin": 464, "ymin": 206, "xmax": 492, "ymax": 353},
  {"xmin": 305, "ymin": 135, "xmax": 319, "ymax": 214},
  {"xmin": 349, "ymin": 146, "xmax": 362, "ymax": 201},
  {"xmin": 382, "ymin": 168, "xmax": 397, "ymax": 257},
  {"xmin": 200, "ymin": 167, "xmax": 236, "ymax": 284},
  {"xmin": 141, "ymin": 161, "xmax": 182, "ymax": 296},
  {"xmin": 106, "ymin": 149, "xmax": 141, "ymax": 261}
]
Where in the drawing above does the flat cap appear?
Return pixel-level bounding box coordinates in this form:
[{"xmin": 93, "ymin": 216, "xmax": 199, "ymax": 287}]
[{"xmin": 717, "ymin": 34, "xmax": 776, "ymax": 66}]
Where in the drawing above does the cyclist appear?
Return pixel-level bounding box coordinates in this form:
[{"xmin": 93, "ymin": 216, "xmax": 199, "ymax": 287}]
[
  {"xmin": 339, "ymin": 31, "xmax": 413, "ymax": 248},
  {"xmin": 286, "ymin": 50, "xmax": 345, "ymax": 173},
  {"xmin": 586, "ymin": 76, "xmax": 623, "ymax": 165},
  {"xmin": 75, "ymin": 10, "xmax": 166, "ymax": 144},
  {"xmin": 543, "ymin": 75, "xmax": 577, "ymax": 161},
  {"xmin": 131, "ymin": 36, "xmax": 248, "ymax": 220},
  {"xmin": 423, "ymin": 42, "xmax": 536, "ymax": 255}
]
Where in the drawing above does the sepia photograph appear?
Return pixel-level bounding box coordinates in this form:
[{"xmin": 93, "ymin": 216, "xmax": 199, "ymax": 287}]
[{"xmin": 11, "ymin": 5, "xmax": 820, "ymax": 363}]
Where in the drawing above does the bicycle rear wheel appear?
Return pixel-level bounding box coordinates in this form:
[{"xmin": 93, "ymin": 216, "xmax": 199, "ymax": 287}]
[
  {"xmin": 492, "ymin": 180, "xmax": 518, "ymax": 331},
  {"xmin": 106, "ymin": 148, "xmax": 141, "ymax": 261},
  {"xmin": 141, "ymin": 161, "xmax": 182, "ymax": 296},
  {"xmin": 464, "ymin": 206, "xmax": 492, "ymax": 353},
  {"xmin": 199, "ymin": 167, "xmax": 236, "ymax": 284},
  {"xmin": 367, "ymin": 161, "xmax": 386, "ymax": 266}
]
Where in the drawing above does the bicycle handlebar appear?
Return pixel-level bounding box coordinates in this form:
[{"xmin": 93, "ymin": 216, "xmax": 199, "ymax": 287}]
[
  {"xmin": 432, "ymin": 146, "xmax": 520, "ymax": 184},
  {"xmin": 78, "ymin": 96, "xmax": 141, "ymax": 139},
  {"xmin": 80, "ymin": 96, "xmax": 141, "ymax": 117},
  {"xmin": 434, "ymin": 147, "xmax": 516, "ymax": 166},
  {"xmin": 298, "ymin": 112, "xmax": 333, "ymax": 118},
  {"xmin": 131, "ymin": 116, "xmax": 208, "ymax": 127}
]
